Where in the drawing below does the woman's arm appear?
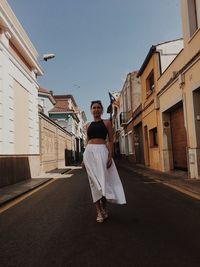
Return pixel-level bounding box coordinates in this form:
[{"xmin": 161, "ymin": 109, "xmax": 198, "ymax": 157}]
[
  {"xmin": 81, "ymin": 123, "xmax": 89, "ymax": 169},
  {"xmin": 105, "ymin": 120, "xmax": 113, "ymax": 168},
  {"xmin": 85, "ymin": 122, "xmax": 90, "ymax": 146}
]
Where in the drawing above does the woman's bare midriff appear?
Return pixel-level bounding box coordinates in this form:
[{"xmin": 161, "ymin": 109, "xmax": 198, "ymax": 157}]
[{"xmin": 87, "ymin": 138, "xmax": 106, "ymax": 144}]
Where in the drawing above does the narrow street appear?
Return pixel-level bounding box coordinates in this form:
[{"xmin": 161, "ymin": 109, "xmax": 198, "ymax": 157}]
[{"xmin": 1, "ymin": 165, "xmax": 200, "ymax": 267}]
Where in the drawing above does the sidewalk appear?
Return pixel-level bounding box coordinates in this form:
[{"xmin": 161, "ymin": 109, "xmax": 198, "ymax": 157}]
[
  {"xmin": 117, "ymin": 159, "xmax": 200, "ymax": 201},
  {"xmin": 0, "ymin": 166, "xmax": 81, "ymax": 207},
  {"xmin": 0, "ymin": 178, "xmax": 52, "ymax": 207}
]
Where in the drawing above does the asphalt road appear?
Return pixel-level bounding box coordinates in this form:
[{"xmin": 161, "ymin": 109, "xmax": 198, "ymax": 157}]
[{"xmin": 1, "ymin": 165, "xmax": 200, "ymax": 267}]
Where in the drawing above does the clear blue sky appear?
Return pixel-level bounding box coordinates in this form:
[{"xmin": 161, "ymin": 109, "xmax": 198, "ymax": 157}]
[{"xmin": 7, "ymin": 0, "xmax": 182, "ymax": 121}]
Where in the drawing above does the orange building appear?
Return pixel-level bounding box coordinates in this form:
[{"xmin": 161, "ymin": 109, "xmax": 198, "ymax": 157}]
[
  {"xmin": 157, "ymin": 0, "xmax": 200, "ymax": 178},
  {"xmin": 137, "ymin": 39, "xmax": 183, "ymax": 170}
]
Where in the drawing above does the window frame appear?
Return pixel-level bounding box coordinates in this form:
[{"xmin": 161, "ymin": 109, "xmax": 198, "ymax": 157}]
[
  {"xmin": 149, "ymin": 127, "xmax": 158, "ymax": 148},
  {"xmin": 146, "ymin": 70, "xmax": 155, "ymax": 97},
  {"xmin": 196, "ymin": 0, "xmax": 200, "ymax": 28},
  {"xmin": 188, "ymin": 0, "xmax": 200, "ymax": 37}
]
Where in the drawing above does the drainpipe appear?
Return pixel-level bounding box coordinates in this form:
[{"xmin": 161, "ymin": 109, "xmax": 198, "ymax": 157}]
[{"xmin": 179, "ymin": 79, "xmax": 190, "ymax": 179}]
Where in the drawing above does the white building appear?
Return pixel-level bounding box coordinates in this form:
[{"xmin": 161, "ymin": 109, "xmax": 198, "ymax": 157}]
[
  {"xmin": 78, "ymin": 110, "xmax": 87, "ymax": 154},
  {"xmin": 118, "ymin": 71, "xmax": 141, "ymax": 161},
  {"xmin": 38, "ymin": 87, "xmax": 56, "ymax": 116},
  {"xmin": 0, "ymin": 0, "xmax": 43, "ymax": 187}
]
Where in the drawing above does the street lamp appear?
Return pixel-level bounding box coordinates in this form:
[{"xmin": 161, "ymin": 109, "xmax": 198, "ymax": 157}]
[
  {"xmin": 42, "ymin": 53, "xmax": 55, "ymax": 61},
  {"xmin": 34, "ymin": 53, "xmax": 55, "ymax": 77}
]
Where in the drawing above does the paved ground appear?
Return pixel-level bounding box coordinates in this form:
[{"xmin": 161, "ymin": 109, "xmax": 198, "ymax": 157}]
[
  {"xmin": 117, "ymin": 160, "xmax": 200, "ymax": 200},
  {"xmin": 1, "ymin": 161, "xmax": 200, "ymax": 208},
  {"xmin": 1, "ymin": 165, "xmax": 200, "ymax": 267}
]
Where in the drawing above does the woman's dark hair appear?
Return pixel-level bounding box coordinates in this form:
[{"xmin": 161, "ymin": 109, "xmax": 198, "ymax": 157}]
[{"xmin": 90, "ymin": 100, "xmax": 104, "ymax": 111}]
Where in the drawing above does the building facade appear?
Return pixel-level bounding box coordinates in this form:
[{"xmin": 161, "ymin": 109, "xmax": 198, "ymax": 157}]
[
  {"xmin": 157, "ymin": 0, "xmax": 200, "ymax": 178},
  {"xmin": 0, "ymin": 0, "xmax": 43, "ymax": 187},
  {"xmin": 38, "ymin": 88, "xmax": 73, "ymax": 171},
  {"xmin": 38, "ymin": 87, "xmax": 56, "ymax": 116},
  {"xmin": 117, "ymin": 71, "xmax": 141, "ymax": 161},
  {"xmin": 39, "ymin": 112, "xmax": 72, "ymax": 172},
  {"xmin": 137, "ymin": 39, "xmax": 183, "ymax": 171},
  {"xmin": 49, "ymin": 94, "xmax": 85, "ymax": 163}
]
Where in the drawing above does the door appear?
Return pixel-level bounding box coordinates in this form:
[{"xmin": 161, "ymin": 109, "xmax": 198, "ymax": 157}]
[
  {"xmin": 170, "ymin": 104, "xmax": 188, "ymax": 170},
  {"xmin": 134, "ymin": 123, "xmax": 144, "ymax": 164}
]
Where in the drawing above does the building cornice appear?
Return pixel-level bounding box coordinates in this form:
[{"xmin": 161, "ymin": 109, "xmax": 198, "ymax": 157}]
[
  {"xmin": 0, "ymin": 0, "xmax": 43, "ymax": 75},
  {"xmin": 137, "ymin": 46, "xmax": 156, "ymax": 77},
  {"xmin": 38, "ymin": 91, "xmax": 56, "ymax": 105}
]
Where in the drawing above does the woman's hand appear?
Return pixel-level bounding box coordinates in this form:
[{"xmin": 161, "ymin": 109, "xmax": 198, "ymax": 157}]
[
  {"xmin": 107, "ymin": 155, "xmax": 112, "ymax": 168},
  {"xmin": 81, "ymin": 161, "xmax": 85, "ymax": 169}
]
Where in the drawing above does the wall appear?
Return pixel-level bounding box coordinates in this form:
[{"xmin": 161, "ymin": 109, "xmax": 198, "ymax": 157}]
[
  {"xmin": 39, "ymin": 113, "xmax": 72, "ymax": 173},
  {"xmin": 156, "ymin": 0, "xmax": 200, "ymax": 178},
  {"xmin": 0, "ymin": 29, "xmax": 40, "ymax": 187},
  {"xmin": 157, "ymin": 39, "xmax": 183, "ymax": 73}
]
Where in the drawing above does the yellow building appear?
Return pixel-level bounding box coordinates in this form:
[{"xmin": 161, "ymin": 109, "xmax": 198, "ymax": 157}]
[
  {"xmin": 137, "ymin": 40, "xmax": 183, "ymax": 171},
  {"xmin": 157, "ymin": 0, "xmax": 200, "ymax": 178}
]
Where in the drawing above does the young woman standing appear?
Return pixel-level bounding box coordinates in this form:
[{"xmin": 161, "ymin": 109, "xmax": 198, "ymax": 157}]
[{"xmin": 82, "ymin": 100, "xmax": 126, "ymax": 223}]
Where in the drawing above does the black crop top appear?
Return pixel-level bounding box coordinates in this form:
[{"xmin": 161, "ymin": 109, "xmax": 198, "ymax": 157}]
[{"xmin": 87, "ymin": 120, "xmax": 108, "ymax": 140}]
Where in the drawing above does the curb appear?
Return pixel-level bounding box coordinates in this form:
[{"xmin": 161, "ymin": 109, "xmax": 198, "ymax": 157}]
[{"xmin": 0, "ymin": 178, "xmax": 53, "ymax": 207}]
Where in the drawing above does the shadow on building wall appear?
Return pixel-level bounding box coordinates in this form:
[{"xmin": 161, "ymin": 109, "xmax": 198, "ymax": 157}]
[{"xmin": 0, "ymin": 157, "xmax": 31, "ymax": 188}]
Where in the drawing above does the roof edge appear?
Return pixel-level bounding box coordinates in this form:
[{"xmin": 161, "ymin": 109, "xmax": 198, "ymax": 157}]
[{"xmin": 137, "ymin": 46, "xmax": 156, "ymax": 77}]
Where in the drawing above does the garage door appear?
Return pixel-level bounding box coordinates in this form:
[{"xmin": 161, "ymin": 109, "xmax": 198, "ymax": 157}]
[{"xmin": 170, "ymin": 105, "xmax": 188, "ymax": 170}]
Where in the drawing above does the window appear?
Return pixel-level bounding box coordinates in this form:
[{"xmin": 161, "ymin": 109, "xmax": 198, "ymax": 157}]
[
  {"xmin": 123, "ymin": 91, "xmax": 127, "ymax": 112},
  {"xmin": 149, "ymin": 127, "xmax": 158, "ymax": 147},
  {"xmin": 127, "ymin": 74, "xmax": 132, "ymax": 111},
  {"xmin": 128, "ymin": 132, "xmax": 133, "ymax": 154},
  {"xmin": 127, "ymin": 85, "xmax": 131, "ymax": 111},
  {"xmin": 120, "ymin": 135, "xmax": 125, "ymax": 154},
  {"xmin": 146, "ymin": 70, "xmax": 154, "ymax": 96},
  {"xmin": 196, "ymin": 0, "xmax": 200, "ymax": 28},
  {"xmin": 188, "ymin": 0, "xmax": 200, "ymax": 37}
]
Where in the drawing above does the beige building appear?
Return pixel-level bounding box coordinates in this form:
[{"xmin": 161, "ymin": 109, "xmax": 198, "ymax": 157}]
[
  {"xmin": 118, "ymin": 71, "xmax": 141, "ymax": 161},
  {"xmin": 111, "ymin": 92, "xmax": 121, "ymax": 159},
  {"xmin": 38, "ymin": 88, "xmax": 87, "ymax": 169},
  {"xmin": 157, "ymin": 0, "xmax": 200, "ymax": 178},
  {"xmin": 0, "ymin": 0, "xmax": 43, "ymax": 187},
  {"xmin": 39, "ymin": 113, "xmax": 72, "ymax": 173},
  {"xmin": 38, "ymin": 88, "xmax": 73, "ymax": 172}
]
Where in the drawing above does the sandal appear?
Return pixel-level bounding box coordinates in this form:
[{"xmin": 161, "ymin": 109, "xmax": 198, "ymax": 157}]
[
  {"xmin": 100, "ymin": 197, "xmax": 108, "ymax": 219},
  {"xmin": 96, "ymin": 213, "xmax": 104, "ymax": 223},
  {"xmin": 101, "ymin": 208, "xmax": 108, "ymax": 219}
]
